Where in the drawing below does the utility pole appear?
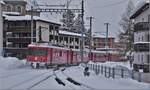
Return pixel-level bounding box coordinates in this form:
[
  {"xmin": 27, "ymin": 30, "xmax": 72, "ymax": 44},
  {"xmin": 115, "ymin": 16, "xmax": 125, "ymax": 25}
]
[
  {"xmin": 31, "ymin": 6, "xmax": 34, "ymax": 44},
  {"xmin": 81, "ymin": 0, "xmax": 84, "ymax": 63},
  {"xmin": 148, "ymin": 0, "xmax": 150, "ymax": 72},
  {"xmin": 104, "ymin": 22, "xmax": 110, "ymax": 61},
  {"xmin": 86, "ymin": 17, "xmax": 94, "ymax": 61}
]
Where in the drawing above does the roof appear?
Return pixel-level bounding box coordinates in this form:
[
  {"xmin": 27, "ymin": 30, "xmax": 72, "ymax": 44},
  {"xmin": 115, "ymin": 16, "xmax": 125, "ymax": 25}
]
[
  {"xmin": 130, "ymin": 0, "xmax": 149, "ymax": 19},
  {"xmin": 4, "ymin": 15, "xmax": 61, "ymax": 25},
  {"xmin": 59, "ymin": 30, "xmax": 86, "ymax": 37},
  {"xmin": 134, "ymin": 42, "xmax": 150, "ymax": 44},
  {"xmin": 3, "ymin": 0, "xmax": 26, "ymax": 2},
  {"xmin": 92, "ymin": 34, "xmax": 115, "ymax": 38},
  {"xmin": 0, "ymin": 1, "xmax": 5, "ymax": 4}
]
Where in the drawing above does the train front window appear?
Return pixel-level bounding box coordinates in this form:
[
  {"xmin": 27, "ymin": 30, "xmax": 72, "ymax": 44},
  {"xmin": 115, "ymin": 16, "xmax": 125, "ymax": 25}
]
[{"xmin": 29, "ymin": 49, "xmax": 47, "ymax": 56}]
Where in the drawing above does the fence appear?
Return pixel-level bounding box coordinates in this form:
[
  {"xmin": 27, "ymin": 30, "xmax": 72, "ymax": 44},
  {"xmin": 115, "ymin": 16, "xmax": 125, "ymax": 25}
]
[{"xmin": 81, "ymin": 63, "xmax": 132, "ymax": 79}]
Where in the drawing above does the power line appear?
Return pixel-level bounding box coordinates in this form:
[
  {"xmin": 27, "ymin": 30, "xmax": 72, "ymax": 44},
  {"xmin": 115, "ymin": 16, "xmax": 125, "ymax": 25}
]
[{"xmin": 90, "ymin": 0, "xmax": 127, "ymax": 8}]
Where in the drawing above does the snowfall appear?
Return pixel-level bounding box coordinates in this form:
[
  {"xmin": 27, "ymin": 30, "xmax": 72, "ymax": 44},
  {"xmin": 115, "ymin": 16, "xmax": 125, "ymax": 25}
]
[{"xmin": 0, "ymin": 57, "xmax": 150, "ymax": 90}]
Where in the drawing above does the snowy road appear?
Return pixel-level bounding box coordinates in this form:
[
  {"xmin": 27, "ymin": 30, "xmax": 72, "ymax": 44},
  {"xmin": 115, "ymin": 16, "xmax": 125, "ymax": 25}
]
[{"xmin": 0, "ymin": 66, "xmax": 150, "ymax": 90}]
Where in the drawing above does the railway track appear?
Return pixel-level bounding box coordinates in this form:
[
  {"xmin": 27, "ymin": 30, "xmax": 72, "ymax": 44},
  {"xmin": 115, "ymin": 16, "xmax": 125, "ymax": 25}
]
[
  {"xmin": 0, "ymin": 70, "xmax": 34, "ymax": 78},
  {"xmin": 60, "ymin": 68, "xmax": 96, "ymax": 90},
  {"xmin": 8, "ymin": 70, "xmax": 52, "ymax": 89},
  {"xmin": 5, "ymin": 66, "xmax": 95, "ymax": 90}
]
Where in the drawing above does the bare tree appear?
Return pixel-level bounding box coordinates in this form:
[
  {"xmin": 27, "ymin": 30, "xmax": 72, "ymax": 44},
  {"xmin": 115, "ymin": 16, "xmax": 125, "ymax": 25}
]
[{"xmin": 119, "ymin": 0, "xmax": 135, "ymax": 56}]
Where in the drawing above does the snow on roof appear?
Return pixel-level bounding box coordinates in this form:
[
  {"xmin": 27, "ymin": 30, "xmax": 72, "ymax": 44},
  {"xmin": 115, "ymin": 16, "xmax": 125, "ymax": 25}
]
[
  {"xmin": 4, "ymin": 14, "xmax": 61, "ymax": 24},
  {"xmin": 93, "ymin": 34, "xmax": 114, "ymax": 38},
  {"xmin": 134, "ymin": 42, "xmax": 150, "ymax": 44},
  {"xmin": 59, "ymin": 30, "xmax": 86, "ymax": 37},
  {"xmin": 28, "ymin": 43, "xmax": 71, "ymax": 50},
  {"xmin": 3, "ymin": 12, "xmax": 21, "ymax": 15},
  {"xmin": 3, "ymin": 0, "xmax": 27, "ymax": 2},
  {"xmin": 130, "ymin": 0, "xmax": 149, "ymax": 18},
  {"xmin": 0, "ymin": 0, "xmax": 5, "ymax": 4}
]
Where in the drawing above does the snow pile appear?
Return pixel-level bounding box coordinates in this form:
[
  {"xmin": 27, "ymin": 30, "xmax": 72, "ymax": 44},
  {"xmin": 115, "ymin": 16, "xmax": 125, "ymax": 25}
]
[
  {"xmin": 0, "ymin": 57, "xmax": 27, "ymax": 70},
  {"xmin": 64, "ymin": 66, "xmax": 150, "ymax": 89}
]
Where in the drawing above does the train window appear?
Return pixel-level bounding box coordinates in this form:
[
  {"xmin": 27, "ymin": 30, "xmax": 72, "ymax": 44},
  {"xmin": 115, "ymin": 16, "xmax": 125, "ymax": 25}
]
[
  {"xmin": 29, "ymin": 49, "xmax": 47, "ymax": 56},
  {"xmin": 59, "ymin": 51, "xmax": 62, "ymax": 57}
]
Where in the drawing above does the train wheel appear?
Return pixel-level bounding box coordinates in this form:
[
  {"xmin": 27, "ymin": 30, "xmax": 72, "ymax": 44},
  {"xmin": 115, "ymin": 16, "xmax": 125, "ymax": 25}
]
[
  {"xmin": 31, "ymin": 63, "xmax": 34, "ymax": 68},
  {"xmin": 36, "ymin": 63, "xmax": 40, "ymax": 69},
  {"xmin": 45, "ymin": 63, "xmax": 49, "ymax": 69}
]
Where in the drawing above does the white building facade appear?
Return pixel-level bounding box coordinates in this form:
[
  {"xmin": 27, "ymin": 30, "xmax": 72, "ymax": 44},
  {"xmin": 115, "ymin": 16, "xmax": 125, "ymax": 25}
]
[
  {"xmin": 130, "ymin": 1, "xmax": 150, "ymax": 73},
  {"xmin": 0, "ymin": 1, "xmax": 4, "ymax": 55}
]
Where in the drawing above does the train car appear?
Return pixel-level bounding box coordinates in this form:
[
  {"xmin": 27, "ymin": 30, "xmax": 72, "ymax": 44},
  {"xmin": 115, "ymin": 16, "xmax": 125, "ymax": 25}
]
[
  {"xmin": 91, "ymin": 48, "xmax": 126, "ymax": 62},
  {"xmin": 27, "ymin": 43, "xmax": 84, "ymax": 68},
  {"xmin": 27, "ymin": 43, "xmax": 126, "ymax": 68}
]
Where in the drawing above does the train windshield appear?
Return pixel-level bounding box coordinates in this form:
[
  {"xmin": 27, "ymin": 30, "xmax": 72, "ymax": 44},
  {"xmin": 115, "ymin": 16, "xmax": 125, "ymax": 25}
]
[{"xmin": 29, "ymin": 48, "xmax": 47, "ymax": 56}]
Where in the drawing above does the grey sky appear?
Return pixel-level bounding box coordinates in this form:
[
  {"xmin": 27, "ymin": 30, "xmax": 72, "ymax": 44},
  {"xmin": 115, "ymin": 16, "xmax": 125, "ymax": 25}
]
[{"xmin": 28, "ymin": 0, "xmax": 137, "ymax": 40}]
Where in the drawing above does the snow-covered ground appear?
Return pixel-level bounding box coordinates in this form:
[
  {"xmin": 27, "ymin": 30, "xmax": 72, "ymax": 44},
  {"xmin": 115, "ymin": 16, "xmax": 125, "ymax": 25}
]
[{"xmin": 0, "ymin": 57, "xmax": 150, "ymax": 89}]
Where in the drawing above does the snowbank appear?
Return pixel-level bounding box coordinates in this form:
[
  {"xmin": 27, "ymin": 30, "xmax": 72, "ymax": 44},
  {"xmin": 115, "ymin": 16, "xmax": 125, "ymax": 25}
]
[{"xmin": 0, "ymin": 57, "xmax": 27, "ymax": 70}]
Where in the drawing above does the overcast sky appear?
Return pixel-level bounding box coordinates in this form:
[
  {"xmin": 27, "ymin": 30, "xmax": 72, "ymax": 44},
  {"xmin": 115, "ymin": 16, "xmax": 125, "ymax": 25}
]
[{"xmin": 28, "ymin": 0, "xmax": 138, "ymax": 40}]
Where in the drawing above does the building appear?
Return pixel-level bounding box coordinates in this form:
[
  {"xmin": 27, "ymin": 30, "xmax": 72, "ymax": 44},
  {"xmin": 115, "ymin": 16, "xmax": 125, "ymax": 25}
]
[
  {"xmin": 3, "ymin": 15, "xmax": 60, "ymax": 59},
  {"xmin": 92, "ymin": 34, "xmax": 115, "ymax": 50},
  {"xmin": 2, "ymin": 0, "xmax": 86, "ymax": 59},
  {"xmin": 130, "ymin": 0, "xmax": 150, "ymax": 73},
  {"xmin": 0, "ymin": 1, "xmax": 5, "ymax": 55},
  {"xmin": 2, "ymin": 0, "xmax": 27, "ymax": 15},
  {"xmin": 58, "ymin": 30, "xmax": 84, "ymax": 49},
  {"xmin": 2, "ymin": 0, "xmax": 61, "ymax": 59}
]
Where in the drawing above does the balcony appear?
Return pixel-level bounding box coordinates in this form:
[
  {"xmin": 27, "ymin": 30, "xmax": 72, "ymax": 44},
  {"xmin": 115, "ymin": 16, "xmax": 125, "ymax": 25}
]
[
  {"xmin": 134, "ymin": 22, "xmax": 149, "ymax": 32},
  {"xmin": 7, "ymin": 26, "xmax": 31, "ymax": 32},
  {"xmin": 7, "ymin": 37, "xmax": 36, "ymax": 43},
  {"xmin": 134, "ymin": 43, "xmax": 150, "ymax": 52}
]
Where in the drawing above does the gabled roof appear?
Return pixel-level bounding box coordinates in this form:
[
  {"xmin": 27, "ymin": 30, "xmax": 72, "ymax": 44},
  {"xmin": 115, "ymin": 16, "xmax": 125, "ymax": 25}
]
[
  {"xmin": 4, "ymin": 15, "xmax": 61, "ymax": 25},
  {"xmin": 130, "ymin": 0, "xmax": 149, "ymax": 19}
]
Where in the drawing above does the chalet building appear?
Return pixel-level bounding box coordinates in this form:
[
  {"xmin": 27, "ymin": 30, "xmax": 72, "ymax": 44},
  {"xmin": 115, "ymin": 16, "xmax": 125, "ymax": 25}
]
[
  {"xmin": 3, "ymin": 15, "xmax": 60, "ymax": 59},
  {"xmin": 58, "ymin": 30, "xmax": 83, "ymax": 49},
  {"xmin": 2, "ymin": 0, "xmax": 85, "ymax": 59},
  {"xmin": 92, "ymin": 34, "xmax": 115, "ymax": 50},
  {"xmin": 2, "ymin": 0, "xmax": 27, "ymax": 15},
  {"xmin": 130, "ymin": 0, "xmax": 150, "ymax": 73}
]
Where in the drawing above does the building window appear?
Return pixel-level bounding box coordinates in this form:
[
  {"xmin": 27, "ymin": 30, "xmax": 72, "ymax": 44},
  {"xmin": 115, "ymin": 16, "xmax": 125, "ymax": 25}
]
[
  {"xmin": 141, "ymin": 36, "xmax": 144, "ymax": 41},
  {"xmin": 7, "ymin": 5, "xmax": 12, "ymax": 12},
  {"xmin": 16, "ymin": 6, "xmax": 22, "ymax": 13},
  {"xmin": 147, "ymin": 34, "xmax": 150, "ymax": 42},
  {"xmin": 138, "ymin": 54, "xmax": 140, "ymax": 62},
  {"xmin": 141, "ymin": 54, "xmax": 143, "ymax": 63},
  {"xmin": 147, "ymin": 55, "xmax": 150, "ymax": 64}
]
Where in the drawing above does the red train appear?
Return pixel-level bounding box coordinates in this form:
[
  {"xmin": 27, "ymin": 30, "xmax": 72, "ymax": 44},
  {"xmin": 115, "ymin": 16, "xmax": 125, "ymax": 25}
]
[{"xmin": 27, "ymin": 43, "xmax": 126, "ymax": 68}]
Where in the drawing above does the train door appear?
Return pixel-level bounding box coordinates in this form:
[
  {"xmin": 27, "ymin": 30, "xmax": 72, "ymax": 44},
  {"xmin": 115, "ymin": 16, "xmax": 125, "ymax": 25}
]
[{"xmin": 47, "ymin": 48, "xmax": 53, "ymax": 65}]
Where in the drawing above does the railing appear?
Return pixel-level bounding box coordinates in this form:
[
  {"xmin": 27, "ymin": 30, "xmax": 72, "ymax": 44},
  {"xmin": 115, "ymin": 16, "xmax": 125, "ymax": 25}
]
[
  {"xmin": 81, "ymin": 63, "xmax": 132, "ymax": 79},
  {"xmin": 134, "ymin": 22, "xmax": 149, "ymax": 32},
  {"xmin": 134, "ymin": 43, "xmax": 150, "ymax": 52}
]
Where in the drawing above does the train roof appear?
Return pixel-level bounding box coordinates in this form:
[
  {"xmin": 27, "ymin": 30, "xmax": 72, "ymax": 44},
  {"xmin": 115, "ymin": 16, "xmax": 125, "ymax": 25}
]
[{"xmin": 28, "ymin": 43, "xmax": 119, "ymax": 54}]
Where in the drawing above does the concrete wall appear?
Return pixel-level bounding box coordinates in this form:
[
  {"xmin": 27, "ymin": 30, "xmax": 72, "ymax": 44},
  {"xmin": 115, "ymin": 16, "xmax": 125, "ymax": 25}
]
[{"xmin": 0, "ymin": 3, "xmax": 3, "ymax": 56}]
